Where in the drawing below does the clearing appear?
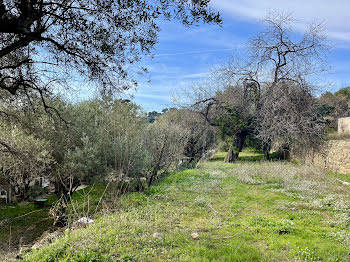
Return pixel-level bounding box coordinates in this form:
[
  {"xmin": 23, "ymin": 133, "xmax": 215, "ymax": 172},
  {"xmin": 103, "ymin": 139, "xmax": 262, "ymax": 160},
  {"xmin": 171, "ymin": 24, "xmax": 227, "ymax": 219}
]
[{"xmin": 22, "ymin": 150, "xmax": 350, "ymax": 261}]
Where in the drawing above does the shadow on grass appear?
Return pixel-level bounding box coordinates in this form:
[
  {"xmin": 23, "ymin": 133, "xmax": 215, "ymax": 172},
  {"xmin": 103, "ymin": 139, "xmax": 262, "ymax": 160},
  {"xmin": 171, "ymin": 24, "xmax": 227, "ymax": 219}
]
[
  {"xmin": 210, "ymin": 156, "xmax": 225, "ymax": 162},
  {"xmin": 210, "ymin": 149, "xmax": 284, "ymax": 163},
  {"xmin": 238, "ymin": 154, "xmax": 264, "ymax": 162},
  {"xmin": 239, "ymin": 151, "xmax": 283, "ymax": 162},
  {"xmin": 0, "ymin": 185, "xmax": 107, "ymax": 259}
]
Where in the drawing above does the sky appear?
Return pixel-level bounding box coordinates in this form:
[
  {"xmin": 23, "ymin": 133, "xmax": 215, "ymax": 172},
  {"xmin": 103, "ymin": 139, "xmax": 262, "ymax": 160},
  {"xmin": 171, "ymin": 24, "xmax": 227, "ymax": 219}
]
[{"xmin": 129, "ymin": 0, "xmax": 350, "ymax": 111}]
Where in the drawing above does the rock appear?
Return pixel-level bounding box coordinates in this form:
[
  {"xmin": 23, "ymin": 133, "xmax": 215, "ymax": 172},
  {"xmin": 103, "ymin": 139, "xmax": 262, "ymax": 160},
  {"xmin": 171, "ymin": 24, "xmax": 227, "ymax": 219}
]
[
  {"xmin": 191, "ymin": 232, "xmax": 200, "ymax": 240},
  {"xmin": 152, "ymin": 232, "xmax": 163, "ymax": 241},
  {"xmin": 77, "ymin": 217, "xmax": 94, "ymax": 224}
]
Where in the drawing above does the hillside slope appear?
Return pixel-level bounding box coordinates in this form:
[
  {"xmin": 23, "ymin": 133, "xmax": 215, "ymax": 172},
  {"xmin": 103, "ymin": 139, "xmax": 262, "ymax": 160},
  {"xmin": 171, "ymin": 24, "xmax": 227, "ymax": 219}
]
[{"xmin": 23, "ymin": 153, "xmax": 350, "ymax": 261}]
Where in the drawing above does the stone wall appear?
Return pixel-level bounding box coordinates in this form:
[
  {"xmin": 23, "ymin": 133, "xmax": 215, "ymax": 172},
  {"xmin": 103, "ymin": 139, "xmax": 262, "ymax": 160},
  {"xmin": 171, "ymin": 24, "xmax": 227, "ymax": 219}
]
[
  {"xmin": 292, "ymin": 140, "xmax": 350, "ymax": 174},
  {"xmin": 338, "ymin": 117, "xmax": 350, "ymax": 134}
]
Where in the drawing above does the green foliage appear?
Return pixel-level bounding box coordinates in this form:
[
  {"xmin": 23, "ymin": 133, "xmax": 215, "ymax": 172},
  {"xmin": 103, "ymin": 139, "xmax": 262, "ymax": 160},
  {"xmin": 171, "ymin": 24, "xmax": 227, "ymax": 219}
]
[
  {"xmin": 218, "ymin": 138, "xmax": 233, "ymax": 152},
  {"xmin": 0, "ymin": 96, "xmax": 214, "ymax": 208},
  {"xmin": 318, "ymin": 87, "xmax": 350, "ymax": 130},
  {"xmin": 161, "ymin": 109, "xmax": 216, "ymax": 163},
  {"xmin": 0, "ymin": 124, "xmax": 53, "ymax": 201},
  {"xmin": 335, "ymin": 86, "xmax": 350, "ymax": 99},
  {"xmin": 145, "ymin": 110, "xmax": 190, "ymax": 183},
  {"xmin": 0, "ymin": 0, "xmax": 221, "ymax": 106}
]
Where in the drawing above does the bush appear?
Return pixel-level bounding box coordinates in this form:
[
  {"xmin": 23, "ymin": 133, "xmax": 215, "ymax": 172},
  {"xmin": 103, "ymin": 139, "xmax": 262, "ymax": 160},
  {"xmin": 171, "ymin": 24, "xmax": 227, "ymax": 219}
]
[{"xmin": 0, "ymin": 125, "xmax": 53, "ymax": 201}]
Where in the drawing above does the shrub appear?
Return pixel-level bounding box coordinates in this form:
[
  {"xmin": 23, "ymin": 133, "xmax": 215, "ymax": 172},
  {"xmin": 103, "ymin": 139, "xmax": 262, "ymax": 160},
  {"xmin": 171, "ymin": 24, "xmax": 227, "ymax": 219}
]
[{"xmin": 0, "ymin": 125, "xmax": 53, "ymax": 201}]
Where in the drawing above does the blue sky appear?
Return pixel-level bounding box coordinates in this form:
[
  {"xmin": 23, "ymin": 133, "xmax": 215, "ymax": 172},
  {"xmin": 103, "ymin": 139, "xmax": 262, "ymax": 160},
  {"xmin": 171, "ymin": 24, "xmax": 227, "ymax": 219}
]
[{"xmin": 129, "ymin": 0, "xmax": 350, "ymax": 111}]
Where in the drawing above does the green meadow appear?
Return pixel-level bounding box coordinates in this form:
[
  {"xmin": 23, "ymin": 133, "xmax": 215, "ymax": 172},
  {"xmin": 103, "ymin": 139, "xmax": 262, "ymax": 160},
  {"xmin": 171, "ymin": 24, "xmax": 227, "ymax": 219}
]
[{"xmin": 23, "ymin": 151, "xmax": 350, "ymax": 261}]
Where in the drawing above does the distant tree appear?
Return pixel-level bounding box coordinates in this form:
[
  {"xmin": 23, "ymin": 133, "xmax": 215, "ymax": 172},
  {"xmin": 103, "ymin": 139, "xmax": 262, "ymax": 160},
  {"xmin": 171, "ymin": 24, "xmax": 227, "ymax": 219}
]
[
  {"xmin": 162, "ymin": 108, "xmax": 169, "ymax": 114},
  {"xmin": 147, "ymin": 111, "xmax": 162, "ymax": 123},
  {"xmin": 0, "ymin": 0, "xmax": 221, "ymax": 109},
  {"xmin": 335, "ymin": 87, "xmax": 350, "ymax": 99},
  {"xmin": 319, "ymin": 87, "xmax": 350, "ymax": 117}
]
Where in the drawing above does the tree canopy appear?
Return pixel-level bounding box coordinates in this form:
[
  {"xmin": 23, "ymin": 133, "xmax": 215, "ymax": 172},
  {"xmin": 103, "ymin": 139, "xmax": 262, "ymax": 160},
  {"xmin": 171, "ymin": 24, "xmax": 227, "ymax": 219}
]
[{"xmin": 0, "ymin": 0, "xmax": 221, "ymax": 108}]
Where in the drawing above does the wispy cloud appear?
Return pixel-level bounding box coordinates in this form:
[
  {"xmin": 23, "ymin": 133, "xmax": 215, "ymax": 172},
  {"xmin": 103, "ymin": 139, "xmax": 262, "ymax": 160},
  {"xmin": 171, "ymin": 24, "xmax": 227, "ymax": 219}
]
[
  {"xmin": 182, "ymin": 72, "xmax": 210, "ymax": 79},
  {"xmin": 211, "ymin": 0, "xmax": 350, "ymax": 44},
  {"xmin": 153, "ymin": 48, "xmax": 234, "ymax": 57},
  {"xmin": 131, "ymin": 1, "xmax": 350, "ymax": 110}
]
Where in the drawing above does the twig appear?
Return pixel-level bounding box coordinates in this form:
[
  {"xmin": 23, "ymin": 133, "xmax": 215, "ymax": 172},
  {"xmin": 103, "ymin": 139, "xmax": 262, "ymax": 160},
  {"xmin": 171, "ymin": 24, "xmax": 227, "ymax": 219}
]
[
  {"xmin": 8, "ymin": 225, "xmax": 11, "ymax": 252},
  {"xmin": 208, "ymin": 202, "xmax": 218, "ymax": 218},
  {"xmin": 210, "ymin": 234, "xmax": 238, "ymax": 240},
  {"xmin": 94, "ymin": 181, "xmax": 111, "ymax": 214},
  {"xmin": 13, "ymin": 209, "xmax": 42, "ymax": 220}
]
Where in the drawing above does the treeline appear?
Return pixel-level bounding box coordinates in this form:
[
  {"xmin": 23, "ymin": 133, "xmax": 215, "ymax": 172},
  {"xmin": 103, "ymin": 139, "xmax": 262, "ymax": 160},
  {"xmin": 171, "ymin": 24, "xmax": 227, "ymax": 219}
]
[
  {"xmin": 318, "ymin": 86, "xmax": 350, "ymax": 130},
  {"xmin": 0, "ymin": 95, "xmax": 215, "ymax": 213}
]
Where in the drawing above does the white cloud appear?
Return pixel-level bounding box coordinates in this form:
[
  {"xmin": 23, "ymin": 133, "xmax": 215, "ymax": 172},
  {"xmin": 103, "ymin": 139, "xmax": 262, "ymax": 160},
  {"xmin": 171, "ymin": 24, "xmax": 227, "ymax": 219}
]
[
  {"xmin": 211, "ymin": 0, "xmax": 350, "ymax": 43},
  {"xmin": 182, "ymin": 72, "xmax": 210, "ymax": 79}
]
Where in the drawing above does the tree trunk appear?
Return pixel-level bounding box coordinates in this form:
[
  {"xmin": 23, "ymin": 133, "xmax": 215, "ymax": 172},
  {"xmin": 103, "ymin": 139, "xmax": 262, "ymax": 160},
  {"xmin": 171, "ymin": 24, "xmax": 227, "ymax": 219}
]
[
  {"xmin": 264, "ymin": 143, "xmax": 271, "ymax": 160},
  {"xmin": 148, "ymin": 165, "xmax": 159, "ymax": 187},
  {"xmin": 234, "ymin": 134, "xmax": 245, "ymax": 152},
  {"xmin": 224, "ymin": 147, "xmax": 238, "ymax": 163},
  {"xmin": 281, "ymin": 144, "xmax": 290, "ymax": 160},
  {"xmin": 224, "ymin": 132, "xmax": 248, "ymax": 163}
]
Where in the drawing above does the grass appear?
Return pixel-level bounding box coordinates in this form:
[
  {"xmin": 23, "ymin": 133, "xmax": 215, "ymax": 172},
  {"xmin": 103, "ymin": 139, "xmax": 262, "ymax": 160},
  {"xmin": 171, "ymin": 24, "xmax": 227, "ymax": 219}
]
[
  {"xmin": 22, "ymin": 150, "xmax": 350, "ymax": 262},
  {"xmin": 210, "ymin": 148, "xmax": 265, "ymax": 162},
  {"xmin": 0, "ymin": 185, "xmax": 106, "ymax": 259},
  {"xmin": 326, "ymin": 132, "xmax": 350, "ymax": 141}
]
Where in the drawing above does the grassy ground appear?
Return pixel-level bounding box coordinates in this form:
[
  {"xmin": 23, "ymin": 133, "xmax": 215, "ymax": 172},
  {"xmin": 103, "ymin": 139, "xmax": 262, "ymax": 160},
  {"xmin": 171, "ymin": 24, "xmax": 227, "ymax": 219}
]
[
  {"xmin": 0, "ymin": 186, "xmax": 106, "ymax": 259},
  {"xmin": 22, "ymin": 151, "xmax": 350, "ymax": 262},
  {"xmin": 326, "ymin": 132, "xmax": 350, "ymax": 141}
]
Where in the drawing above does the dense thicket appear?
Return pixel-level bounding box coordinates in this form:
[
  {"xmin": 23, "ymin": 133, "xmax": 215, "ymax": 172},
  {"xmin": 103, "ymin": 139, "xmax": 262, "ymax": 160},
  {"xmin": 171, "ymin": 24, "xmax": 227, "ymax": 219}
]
[{"xmin": 0, "ymin": 96, "xmax": 216, "ymax": 214}]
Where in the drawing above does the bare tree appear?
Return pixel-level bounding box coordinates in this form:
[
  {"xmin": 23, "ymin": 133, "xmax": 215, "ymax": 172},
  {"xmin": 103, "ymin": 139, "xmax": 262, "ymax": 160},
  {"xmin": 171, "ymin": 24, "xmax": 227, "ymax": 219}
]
[
  {"xmin": 247, "ymin": 12, "xmax": 328, "ymax": 157},
  {"xmin": 188, "ymin": 12, "xmax": 329, "ymax": 161},
  {"xmin": 255, "ymin": 82, "xmax": 325, "ymax": 159}
]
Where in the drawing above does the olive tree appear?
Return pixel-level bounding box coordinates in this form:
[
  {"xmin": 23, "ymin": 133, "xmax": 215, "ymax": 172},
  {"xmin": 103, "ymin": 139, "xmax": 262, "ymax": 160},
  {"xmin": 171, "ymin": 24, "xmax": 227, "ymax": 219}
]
[
  {"xmin": 0, "ymin": 123, "xmax": 53, "ymax": 201},
  {"xmin": 255, "ymin": 82, "xmax": 325, "ymax": 159},
  {"xmin": 145, "ymin": 110, "xmax": 189, "ymax": 185},
  {"xmin": 178, "ymin": 109, "xmax": 216, "ymax": 163},
  {"xmin": 0, "ymin": 0, "xmax": 221, "ymax": 109}
]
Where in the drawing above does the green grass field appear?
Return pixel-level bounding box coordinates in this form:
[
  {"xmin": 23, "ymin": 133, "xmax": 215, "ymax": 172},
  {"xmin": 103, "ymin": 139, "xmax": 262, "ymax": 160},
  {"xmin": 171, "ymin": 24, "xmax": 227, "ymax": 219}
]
[
  {"xmin": 0, "ymin": 185, "xmax": 106, "ymax": 259},
  {"xmin": 22, "ymin": 150, "xmax": 350, "ymax": 261}
]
